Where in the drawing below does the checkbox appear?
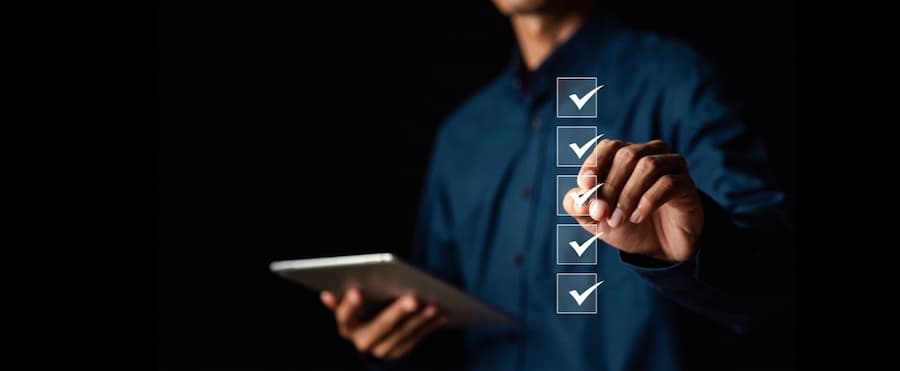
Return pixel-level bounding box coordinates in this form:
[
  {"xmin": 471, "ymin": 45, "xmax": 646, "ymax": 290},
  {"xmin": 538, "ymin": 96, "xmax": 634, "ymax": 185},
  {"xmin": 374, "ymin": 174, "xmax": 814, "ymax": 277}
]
[
  {"xmin": 556, "ymin": 174, "xmax": 597, "ymax": 216},
  {"xmin": 557, "ymin": 224, "xmax": 598, "ymax": 265},
  {"xmin": 557, "ymin": 77, "xmax": 600, "ymax": 118},
  {"xmin": 557, "ymin": 273, "xmax": 602, "ymax": 314},
  {"xmin": 557, "ymin": 126, "xmax": 600, "ymax": 167}
]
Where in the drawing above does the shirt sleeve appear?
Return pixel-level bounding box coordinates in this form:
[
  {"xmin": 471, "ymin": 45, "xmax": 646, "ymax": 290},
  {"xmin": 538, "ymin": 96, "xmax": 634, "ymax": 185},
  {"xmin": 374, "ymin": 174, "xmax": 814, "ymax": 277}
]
[{"xmin": 619, "ymin": 58, "xmax": 795, "ymax": 335}]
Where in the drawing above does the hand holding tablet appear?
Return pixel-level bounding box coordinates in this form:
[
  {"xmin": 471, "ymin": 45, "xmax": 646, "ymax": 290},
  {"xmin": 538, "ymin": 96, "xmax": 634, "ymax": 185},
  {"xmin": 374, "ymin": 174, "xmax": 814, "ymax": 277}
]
[{"xmin": 270, "ymin": 253, "xmax": 516, "ymax": 359}]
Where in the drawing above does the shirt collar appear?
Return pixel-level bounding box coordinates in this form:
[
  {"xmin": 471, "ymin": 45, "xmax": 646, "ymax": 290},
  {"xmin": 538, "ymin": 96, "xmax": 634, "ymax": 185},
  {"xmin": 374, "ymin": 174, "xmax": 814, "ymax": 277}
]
[{"xmin": 506, "ymin": 10, "xmax": 619, "ymax": 99}]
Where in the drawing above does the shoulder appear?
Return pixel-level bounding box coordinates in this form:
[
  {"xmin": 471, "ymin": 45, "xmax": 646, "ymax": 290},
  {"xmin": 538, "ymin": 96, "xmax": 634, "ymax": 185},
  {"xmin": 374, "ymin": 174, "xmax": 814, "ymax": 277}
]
[
  {"xmin": 604, "ymin": 26, "xmax": 713, "ymax": 83},
  {"xmin": 431, "ymin": 75, "xmax": 511, "ymax": 154}
]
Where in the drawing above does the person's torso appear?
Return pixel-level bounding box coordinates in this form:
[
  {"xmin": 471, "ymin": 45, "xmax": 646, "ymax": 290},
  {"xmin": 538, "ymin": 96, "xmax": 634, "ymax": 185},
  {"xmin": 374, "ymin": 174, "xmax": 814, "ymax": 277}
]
[{"xmin": 432, "ymin": 17, "xmax": 741, "ymax": 371}]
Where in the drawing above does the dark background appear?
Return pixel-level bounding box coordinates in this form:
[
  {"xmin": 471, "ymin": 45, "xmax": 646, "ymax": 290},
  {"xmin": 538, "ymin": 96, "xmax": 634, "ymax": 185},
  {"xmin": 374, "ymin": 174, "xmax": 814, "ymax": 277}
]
[
  {"xmin": 7, "ymin": 0, "xmax": 894, "ymax": 370},
  {"xmin": 158, "ymin": 1, "xmax": 800, "ymax": 369}
]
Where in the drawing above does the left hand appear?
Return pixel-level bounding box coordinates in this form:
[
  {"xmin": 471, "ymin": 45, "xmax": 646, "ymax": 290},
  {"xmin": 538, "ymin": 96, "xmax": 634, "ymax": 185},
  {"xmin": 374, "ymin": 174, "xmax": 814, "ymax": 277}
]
[{"xmin": 562, "ymin": 139, "xmax": 703, "ymax": 262}]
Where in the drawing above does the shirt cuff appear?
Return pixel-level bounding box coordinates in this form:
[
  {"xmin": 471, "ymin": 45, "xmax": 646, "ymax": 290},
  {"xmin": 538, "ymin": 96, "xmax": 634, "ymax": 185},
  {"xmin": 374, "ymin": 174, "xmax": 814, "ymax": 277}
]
[
  {"xmin": 617, "ymin": 190, "xmax": 734, "ymax": 290},
  {"xmin": 618, "ymin": 249, "xmax": 699, "ymax": 288}
]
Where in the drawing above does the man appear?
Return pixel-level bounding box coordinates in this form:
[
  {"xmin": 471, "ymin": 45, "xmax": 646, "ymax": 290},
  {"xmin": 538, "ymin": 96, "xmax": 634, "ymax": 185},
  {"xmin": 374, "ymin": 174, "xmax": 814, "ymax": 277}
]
[{"xmin": 320, "ymin": 0, "xmax": 792, "ymax": 370}]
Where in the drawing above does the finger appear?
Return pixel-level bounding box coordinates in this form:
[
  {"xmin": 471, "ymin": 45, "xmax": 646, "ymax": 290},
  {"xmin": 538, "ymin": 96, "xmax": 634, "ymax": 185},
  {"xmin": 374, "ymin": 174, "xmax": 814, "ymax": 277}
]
[
  {"xmin": 385, "ymin": 314, "xmax": 449, "ymax": 360},
  {"xmin": 601, "ymin": 140, "xmax": 669, "ymax": 223},
  {"xmin": 588, "ymin": 204, "xmax": 612, "ymax": 235},
  {"xmin": 588, "ymin": 194, "xmax": 606, "ymax": 221},
  {"xmin": 352, "ymin": 295, "xmax": 419, "ymax": 354},
  {"xmin": 578, "ymin": 139, "xmax": 627, "ymax": 189},
  {"xmin": 561, "ymin": 185, "xmax": 609, "ymax": 235},
  {"xmin": 335, "ymin": 289, "xmax": 365, "ymax": 336},
  {"xmin": 321, "ymin": 291, "xmax": 338, "ymax": 311},
  {"xmin": 615, "ymin": 154, "xmax": 686, "ymax": 226},
  {"xmin": 370, "ymin": 304, "xmax": 439, "ymax": 359},
  {"xmin": 563, "ymin": 196, "xmax": 603, "ymax": 234},
  {"xmin": 630, "ymin": 174, "xmax": 695, "ymax": 224},
  {"xmin": 562, "ymin": 186, "xmax": 591, "ymax": 217}
]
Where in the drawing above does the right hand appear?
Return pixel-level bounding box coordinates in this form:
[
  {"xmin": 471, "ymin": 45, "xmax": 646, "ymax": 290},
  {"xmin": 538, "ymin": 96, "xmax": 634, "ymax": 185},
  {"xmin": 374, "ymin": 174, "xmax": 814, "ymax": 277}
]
[{"xmin": 321, "ymin": 289, "xmax": 447, "ymax": 360}]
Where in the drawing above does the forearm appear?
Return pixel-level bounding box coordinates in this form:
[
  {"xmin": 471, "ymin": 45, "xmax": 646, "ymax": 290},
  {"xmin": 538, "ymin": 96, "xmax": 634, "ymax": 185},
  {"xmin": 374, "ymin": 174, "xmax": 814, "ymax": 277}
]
[{"xmin": 620, "ymin": 191, "xmax": 793, "ymax": 334}]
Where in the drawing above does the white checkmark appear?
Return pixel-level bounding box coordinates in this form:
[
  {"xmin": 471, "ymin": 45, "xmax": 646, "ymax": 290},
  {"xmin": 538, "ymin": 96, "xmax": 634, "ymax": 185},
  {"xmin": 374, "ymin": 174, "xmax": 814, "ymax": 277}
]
[
  {"xmin": 569, "ymin": 183, "xmax": 603, "ymax": 207},
  {"xmin": 568, "ymin": 134, "xmax": 604, "ymax": 159},
  {"xmin": 568, "ymin": 280, "xmax": 605, "ymax": 306},
  {"xmin": 567, "ymin": 232, "xmax": 603, "ymax": 257},
  {"xmin": 567, "ymin": 85, "xmax": 604, "ymax": 110}
]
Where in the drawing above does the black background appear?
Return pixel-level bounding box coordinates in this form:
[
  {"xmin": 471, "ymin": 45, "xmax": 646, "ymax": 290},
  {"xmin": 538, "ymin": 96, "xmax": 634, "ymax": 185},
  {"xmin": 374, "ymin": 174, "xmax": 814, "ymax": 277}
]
[
  {"xmin": 4, "ymin": 0, "xmax": 896, "ymax": 370},
  {"xmin": 157, "ymin": 0, "xmax": 895, "ymax": 369},
  {"xmin": 159, "ymin": 1, "xmax": 799, "ymax": 369}
]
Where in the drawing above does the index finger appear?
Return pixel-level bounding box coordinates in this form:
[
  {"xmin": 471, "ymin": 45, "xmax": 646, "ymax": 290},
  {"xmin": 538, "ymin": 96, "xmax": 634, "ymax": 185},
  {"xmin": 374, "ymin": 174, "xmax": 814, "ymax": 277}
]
[{"xmin": 578, "ymin": 139, "xmax": 628, "ymax": 189}]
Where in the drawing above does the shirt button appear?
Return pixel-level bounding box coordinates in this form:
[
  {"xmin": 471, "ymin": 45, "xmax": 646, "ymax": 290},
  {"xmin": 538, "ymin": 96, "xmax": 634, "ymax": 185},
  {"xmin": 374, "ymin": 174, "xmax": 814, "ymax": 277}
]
[
  {"xmin": 529, "ymin": 117, "xmax": 542, "ymax": 131},
  {"xmin": 512, "ymin": 254, "xmax": 523, "ymax": 266},
  {"xmin": 506, "ymin": 331, "xmax": 520, "ymax": 343},
  {"xmin": 519, "ymin": 186, "xmax": 532, "ymax": 199}
]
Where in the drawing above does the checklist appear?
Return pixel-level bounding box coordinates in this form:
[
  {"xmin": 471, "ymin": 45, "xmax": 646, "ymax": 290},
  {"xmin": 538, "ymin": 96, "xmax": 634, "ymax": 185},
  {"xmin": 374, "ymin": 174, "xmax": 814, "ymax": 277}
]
[
  {"xmin": 554, "ymin": 76, "xmax": 606, "ymax": 315},
  {"xmin": 556, "ymin": 77, "xmax": 602, "ymax": 118},
  {"xmin": 557, "ymin": 273, "xmax": 603, "ymax": 314},
  {"xmin": 557, "ymin": 224, "xmax": 599, "ymax": 265},
  {"xmin": 557, "ymin": 126, "xmax": 601, "ymax": 167},
  {"xmin": 556, "ymin": 175, "xmax": 598, "ymax": 216}
]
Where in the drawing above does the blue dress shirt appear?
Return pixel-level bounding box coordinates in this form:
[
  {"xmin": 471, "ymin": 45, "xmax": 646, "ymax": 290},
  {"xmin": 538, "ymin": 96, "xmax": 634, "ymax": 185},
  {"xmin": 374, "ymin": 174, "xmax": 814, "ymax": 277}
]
[{"xmin": 390, "ymin": 11, "xmax": 790, "ymax": 371}]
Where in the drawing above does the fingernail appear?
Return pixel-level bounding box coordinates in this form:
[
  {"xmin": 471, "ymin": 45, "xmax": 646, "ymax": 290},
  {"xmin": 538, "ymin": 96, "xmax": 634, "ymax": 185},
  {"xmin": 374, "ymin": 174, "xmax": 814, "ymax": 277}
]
[
  {"xmin": 630, "ymin": 207, "xmax": 642, "ymax": 224},
  {"xmin": 609, "ymin": 207, "xmax": 624, "ymax": 227},
  {"xmin": 347, "ymin": 290, "xmax": 360, "ymax": 304},
  {"xmin": 403, "ymin": 297, "xmax": 417, "ymax": 312},
  {"xmin": 589, "ymin": 200, "xmax": 602, "ymax": 219},
  {"xmin": 423, "ymin": 306, "xmax": 437, "ymax": 317},
  {"xmin": 594, "ymin": 199, "xmax": 608, "ymax": 219}
]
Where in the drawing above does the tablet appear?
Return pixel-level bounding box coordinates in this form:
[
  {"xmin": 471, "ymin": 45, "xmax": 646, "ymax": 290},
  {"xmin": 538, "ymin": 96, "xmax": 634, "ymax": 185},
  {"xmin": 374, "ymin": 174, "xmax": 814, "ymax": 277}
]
[{"xmin": 270, "ymin": 253, "xmax": 516, "ymax": 326}]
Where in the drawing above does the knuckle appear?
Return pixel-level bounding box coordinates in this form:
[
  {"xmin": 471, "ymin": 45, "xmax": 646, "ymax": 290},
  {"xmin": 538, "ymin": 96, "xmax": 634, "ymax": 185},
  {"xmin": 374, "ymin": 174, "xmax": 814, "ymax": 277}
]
[
  {"xmin": 371, "ymin": 346, "xmax": 389, "ymax": 359},
  {"xmin": 658, "ymin": 175, "xmax": 677, "ymax": 190},
  {"xmin": 639, "ymin": 195, "xmax": 655, "ymax": 208},
  {"xmin": 353, "ymin": 337, "xmax": 373, "ymax": 353},
  {"xmin": 637, "ymin": 156, "xmax": 658, "ymax": 174},
  {"xmin": 616, "ymin": 146, "xmax": 638, "ymax": 163},
  {"xmin": 649, "ymin": 139, "xmax": 669, "ymax": 151},
  {"xmin": 599, "ymin": 138, "xmax": 623, "ymax": 149}
]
